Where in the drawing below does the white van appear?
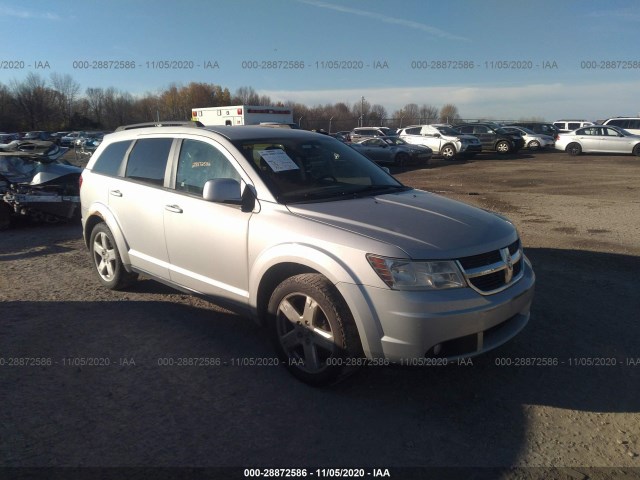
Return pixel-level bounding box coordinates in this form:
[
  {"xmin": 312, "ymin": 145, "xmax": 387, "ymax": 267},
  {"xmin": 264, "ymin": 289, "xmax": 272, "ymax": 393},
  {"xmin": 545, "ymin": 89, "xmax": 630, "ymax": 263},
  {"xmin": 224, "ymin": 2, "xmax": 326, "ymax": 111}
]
[
  {"xmin": 553, "ymin": 120, "xmax": 594, "ymax": 133},
  {"xmin": 601, "ymin": 117, "xmax": 640, "ymax": 135}
]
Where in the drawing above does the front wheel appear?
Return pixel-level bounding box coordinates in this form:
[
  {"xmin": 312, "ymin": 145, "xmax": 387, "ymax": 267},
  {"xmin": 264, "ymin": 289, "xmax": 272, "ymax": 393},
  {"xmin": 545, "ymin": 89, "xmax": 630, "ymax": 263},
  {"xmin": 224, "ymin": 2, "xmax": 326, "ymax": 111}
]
[
  {"xmin": 268, "ymin": 273, "xmax": 363, "ymax": 386},
  {"xmin": 395, "ymin": 152, "xmax": 409, "ymax": 167},
  {"xmin": 633, "ymin": 144, "xmax": 640, "ymax": 156},
  {"xmin": 89, "ymin": 223, "xmax": 138, "ymax": 290},
  {"xmin": 496, "ymin": 140, "xmax": 511, "ymax": 154},
  {"xmin": 441, "ymin": 144, "xmax": 457, "ymax": 160}
]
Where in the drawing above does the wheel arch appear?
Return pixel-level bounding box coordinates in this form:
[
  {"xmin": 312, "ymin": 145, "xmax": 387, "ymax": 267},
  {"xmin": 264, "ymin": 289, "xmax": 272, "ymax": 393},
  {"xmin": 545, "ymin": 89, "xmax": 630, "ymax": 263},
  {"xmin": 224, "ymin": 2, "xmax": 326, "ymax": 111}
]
[
  {"xmin": 250, "ymin": 243, "xmax": 384, "ymax": 359},
  {"xmin": 83, "ymin": 204, "xmax": 132, "ymax": 268}
]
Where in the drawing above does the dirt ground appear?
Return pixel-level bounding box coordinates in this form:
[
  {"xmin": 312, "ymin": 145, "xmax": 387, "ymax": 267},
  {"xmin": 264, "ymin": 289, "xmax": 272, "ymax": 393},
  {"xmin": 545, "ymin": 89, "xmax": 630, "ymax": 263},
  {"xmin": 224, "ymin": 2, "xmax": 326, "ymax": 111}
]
[{"xmin": 1, "ymin": 148, "xmax": 639, "ymax": 479}]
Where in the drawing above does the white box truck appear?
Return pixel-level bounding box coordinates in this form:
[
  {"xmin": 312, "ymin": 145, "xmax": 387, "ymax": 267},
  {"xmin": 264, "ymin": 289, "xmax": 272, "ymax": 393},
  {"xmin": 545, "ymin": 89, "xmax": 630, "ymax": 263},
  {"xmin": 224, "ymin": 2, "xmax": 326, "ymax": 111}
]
[{"xmin": 191, "ymin": 105, "xmax": 295, "ymax": 127}]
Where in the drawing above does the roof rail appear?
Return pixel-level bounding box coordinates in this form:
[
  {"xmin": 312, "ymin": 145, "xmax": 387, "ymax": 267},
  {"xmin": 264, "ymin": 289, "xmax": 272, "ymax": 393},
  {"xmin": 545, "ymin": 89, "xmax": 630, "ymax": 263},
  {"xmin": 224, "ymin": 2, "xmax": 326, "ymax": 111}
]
[{"xmin": 115, "ymin": 121, "xmax": 204, "ymax": 131}]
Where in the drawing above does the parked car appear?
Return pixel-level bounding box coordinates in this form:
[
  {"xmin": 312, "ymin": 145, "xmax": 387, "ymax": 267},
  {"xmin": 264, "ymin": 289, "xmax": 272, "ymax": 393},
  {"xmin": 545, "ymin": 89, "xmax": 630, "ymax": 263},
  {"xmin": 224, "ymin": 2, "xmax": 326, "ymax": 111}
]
[
  {"xmin": 0, "ymin": 140, "xmax": 79, "ymax": 228},
  {"xmin": 601, "ymin": 117, "xmax": 640, "ymax": 135},
  {"xmin": 350, "ymin": 136, "xmax": 432, "ymax": 166},
  {"xmin": 50, "ymin": 131, "xmax": 70, "ymax": 145},
  {"xmin": 330, "ymin": 132, "xmax": 350, "ymax": 143},
  {"xmin": 553, "ymin": 120, "xmax": 594, "ymax": 133},
  {"xmin": 555, "ymin": 125, "xmax": 640, "ymax": 156},
  {"xmin": 349, "ymin": 126, "xmax": 398, "ymax": 142},
  {"xmin": 23, "ymin": 131, "xmax": 53, "ymax": 142},
  {"xmin": 507, "ymin": 121, "xmax": 559, "ymax": 138},
  {"xmin": 80, "ymin": 122, "xmax": 535, "ymax": 385},
  {"xmin": 454, "ymin": 123, "xmax": 525, "ymax": 154},
  {"xmin": 503, "ymin": 126, "xmax": 555, "ymax": 150},
  {"xmin": 0, "ymin": 133, "xmax": 20, "ymax": 145},
  {"xmin": 398, "ymin": 124, "xmax": 482, "ymax": 160},
  {"xmin": 334, "ymin": 130, "xmax": 351, "ymax": 142},
  {"xmin": 60, "ymin": 131, "xmax": 86, "ymax": 147}
]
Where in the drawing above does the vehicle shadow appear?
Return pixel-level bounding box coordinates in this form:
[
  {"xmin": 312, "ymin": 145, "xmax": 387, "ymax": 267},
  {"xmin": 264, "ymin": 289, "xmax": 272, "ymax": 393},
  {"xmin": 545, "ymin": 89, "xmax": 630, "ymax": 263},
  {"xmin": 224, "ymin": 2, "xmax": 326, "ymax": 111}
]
[
  {"xmin": 0, "ymin": 222, "xmax": 82, "ymax": 259},
  {"xmin": 2, "ymin": 247, "xmax": 638, "ymax": 469}
]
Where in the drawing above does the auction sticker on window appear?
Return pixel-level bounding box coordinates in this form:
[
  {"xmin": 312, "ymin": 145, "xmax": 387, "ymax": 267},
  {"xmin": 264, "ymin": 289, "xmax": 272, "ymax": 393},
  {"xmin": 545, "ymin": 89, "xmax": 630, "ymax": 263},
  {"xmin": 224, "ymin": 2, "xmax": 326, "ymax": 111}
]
[{"xmin": 258, "ymin": 149, "xmax": 299, "ymax": 172}]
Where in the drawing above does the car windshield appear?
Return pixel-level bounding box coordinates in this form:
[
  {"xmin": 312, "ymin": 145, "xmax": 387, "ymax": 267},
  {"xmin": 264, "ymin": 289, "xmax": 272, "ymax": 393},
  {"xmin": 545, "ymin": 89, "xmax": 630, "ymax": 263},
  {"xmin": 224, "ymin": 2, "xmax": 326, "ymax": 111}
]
[
  {"xmin": 495, "ymin": 127, "xmax": 513, "ymax": 134},
  {"xmin": 517, "ymin": 127, "xmax": 536, "ymax": 134},
  {"xmin": 233, "ymin": 136, "xmax": 409, "ymax": 203}
]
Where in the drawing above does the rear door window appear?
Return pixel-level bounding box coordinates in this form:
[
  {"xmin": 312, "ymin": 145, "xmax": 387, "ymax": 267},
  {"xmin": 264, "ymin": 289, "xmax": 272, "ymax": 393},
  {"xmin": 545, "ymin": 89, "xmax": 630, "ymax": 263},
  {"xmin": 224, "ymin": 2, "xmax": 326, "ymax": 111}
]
[{"xmin": 125, "ymin": 138, "xmax": 173, "ymax": 186}]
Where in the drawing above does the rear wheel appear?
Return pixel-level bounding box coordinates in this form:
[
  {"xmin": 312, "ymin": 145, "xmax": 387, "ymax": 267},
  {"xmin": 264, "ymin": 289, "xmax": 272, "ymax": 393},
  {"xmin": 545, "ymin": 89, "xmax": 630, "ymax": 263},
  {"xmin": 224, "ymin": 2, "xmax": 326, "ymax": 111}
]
[
  {"xmin": 633, "ymin": 144, "xmax": 640, "ymax": 156},
  {"xmin": 441, "ymin": 144, "xmax": 457, "ymax": 160},
  {"xmin": 0, "ymin": 201, "xmax": 12, "ymax": 231},
  {"xmin": 566, "ymin": 142, "xmax": 582, "ymax": 156},
  {"xmin": 268, "ymin": 273, "xmax": 363, "ymax": 386},
  {"xmin": 496, "ymin": 140, "xmax": 511, "ymax": 154},
  {"xmin": 89, "ymin": 223, "xmax": 138, "ymax": 290},
  {"xmin": 528, "ymin": 140, "xmax": 541, "ymax": 150}
]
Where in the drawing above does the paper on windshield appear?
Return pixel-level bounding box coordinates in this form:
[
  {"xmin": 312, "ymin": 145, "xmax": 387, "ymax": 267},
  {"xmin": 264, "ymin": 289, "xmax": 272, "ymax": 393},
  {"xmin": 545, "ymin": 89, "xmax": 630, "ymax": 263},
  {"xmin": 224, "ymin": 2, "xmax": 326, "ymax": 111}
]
[{"xmin": 258, "ymin": 149, "xmax": 299, "ymax": 172}]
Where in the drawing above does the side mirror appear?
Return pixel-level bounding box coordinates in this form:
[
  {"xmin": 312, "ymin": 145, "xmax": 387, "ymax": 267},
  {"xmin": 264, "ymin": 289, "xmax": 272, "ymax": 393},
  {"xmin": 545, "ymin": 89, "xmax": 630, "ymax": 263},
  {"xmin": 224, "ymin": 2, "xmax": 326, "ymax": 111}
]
[
  {"xmin": 203, "ymin": 178, "xmax": 256, "ymax": 212},
  {"xmin": 203, "ymin": 178, "xmax": 241, "ymax": 203}
]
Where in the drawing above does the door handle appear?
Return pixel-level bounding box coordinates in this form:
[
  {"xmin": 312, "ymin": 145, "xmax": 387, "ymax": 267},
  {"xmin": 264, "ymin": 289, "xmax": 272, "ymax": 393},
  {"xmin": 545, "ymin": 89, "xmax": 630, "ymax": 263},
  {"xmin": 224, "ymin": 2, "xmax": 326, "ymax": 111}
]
[
  {"xmin": 109, "ymin": 190, "xmax": 122, "ymax": 197},
  {"xmin": 165, "ymin": 205, "xmax": 183, "ymax": 213}
]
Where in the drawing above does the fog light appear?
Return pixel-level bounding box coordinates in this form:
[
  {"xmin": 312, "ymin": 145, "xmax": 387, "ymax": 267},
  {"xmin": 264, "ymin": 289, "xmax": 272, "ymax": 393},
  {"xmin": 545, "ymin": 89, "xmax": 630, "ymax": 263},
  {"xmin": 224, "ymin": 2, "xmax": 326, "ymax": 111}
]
[{"xmin": 433, "ymin": 343, "xmax": 442, "ymax": 356}]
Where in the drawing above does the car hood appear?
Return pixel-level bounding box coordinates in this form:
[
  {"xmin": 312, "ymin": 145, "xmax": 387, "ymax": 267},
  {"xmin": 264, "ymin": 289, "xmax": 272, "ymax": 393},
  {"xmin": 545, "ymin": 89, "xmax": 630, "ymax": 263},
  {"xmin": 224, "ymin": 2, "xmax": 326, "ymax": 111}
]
[{"xmin": 287, "ymin": 189, "xmax": 517, "ymax": 259}]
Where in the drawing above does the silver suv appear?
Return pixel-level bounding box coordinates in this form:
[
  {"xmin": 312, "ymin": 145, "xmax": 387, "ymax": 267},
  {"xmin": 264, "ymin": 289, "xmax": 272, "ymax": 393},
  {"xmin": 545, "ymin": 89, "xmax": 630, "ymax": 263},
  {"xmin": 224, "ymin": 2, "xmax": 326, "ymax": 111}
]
[
  {"xmin": 80, "ymin": 122, "xmax": 535, "ymax": 385},
  {"xmin": 398, "ymin": 124, "xmax": 482, "ymax": 160}
]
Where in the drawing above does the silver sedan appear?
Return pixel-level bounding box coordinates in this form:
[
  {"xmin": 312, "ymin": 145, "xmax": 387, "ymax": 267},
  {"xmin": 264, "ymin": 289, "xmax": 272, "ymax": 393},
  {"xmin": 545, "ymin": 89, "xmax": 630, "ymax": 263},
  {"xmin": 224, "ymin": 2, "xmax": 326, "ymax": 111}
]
[
  {"xmin": 503, "ymin": 126, "xmax": 555, "ymax": 150},
  {"xmin": 351, "ymin": 136, "xmax": 432, "ymax": 166},
  {"xmin": 555, "ymin": 125, "xmax": 640, "ymax": 155}
]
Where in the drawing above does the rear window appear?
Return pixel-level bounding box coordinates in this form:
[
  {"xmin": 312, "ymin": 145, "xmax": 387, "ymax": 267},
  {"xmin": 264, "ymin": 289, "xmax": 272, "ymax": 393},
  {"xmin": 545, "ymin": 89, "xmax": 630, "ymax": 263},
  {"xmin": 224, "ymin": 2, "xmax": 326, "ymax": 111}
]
[
  {"xmin": 92, "ymin": 140, "xmax": 131, "ymax": 176},
  {"xmin": 125, "ymin": 138, "xmax": 173, "ymax": 186}
]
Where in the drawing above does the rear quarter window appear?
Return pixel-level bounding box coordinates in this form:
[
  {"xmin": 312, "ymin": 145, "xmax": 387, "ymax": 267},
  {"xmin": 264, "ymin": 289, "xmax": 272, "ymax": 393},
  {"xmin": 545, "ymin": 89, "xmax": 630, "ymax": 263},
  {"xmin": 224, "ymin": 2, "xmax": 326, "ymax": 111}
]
[{"xmin": 91, "ymin": 140, "xmax": 132, "ymax": 176}]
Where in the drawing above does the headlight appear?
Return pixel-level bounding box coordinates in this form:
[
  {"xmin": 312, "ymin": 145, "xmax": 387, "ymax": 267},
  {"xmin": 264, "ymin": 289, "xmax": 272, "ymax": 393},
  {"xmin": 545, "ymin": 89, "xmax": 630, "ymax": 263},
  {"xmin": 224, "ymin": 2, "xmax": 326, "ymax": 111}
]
[{"xmin": 366, "ymin": 254, "xmax": 466, "ymax": 290}]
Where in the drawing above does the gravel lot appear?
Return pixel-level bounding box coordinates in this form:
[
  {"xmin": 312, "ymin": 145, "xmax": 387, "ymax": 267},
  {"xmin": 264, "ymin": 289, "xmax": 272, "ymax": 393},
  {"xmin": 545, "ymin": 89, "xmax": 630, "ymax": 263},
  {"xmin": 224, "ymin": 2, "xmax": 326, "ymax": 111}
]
[{"xmin": 1, "ymin": 149, "xmax": 639, "ymax": 479}]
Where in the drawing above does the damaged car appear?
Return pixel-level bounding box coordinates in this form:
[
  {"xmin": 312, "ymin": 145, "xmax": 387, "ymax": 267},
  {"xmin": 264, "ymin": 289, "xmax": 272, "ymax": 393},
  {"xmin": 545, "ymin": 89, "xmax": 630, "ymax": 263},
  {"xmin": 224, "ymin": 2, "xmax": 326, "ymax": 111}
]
[{"xmin": 0, "ymin": 140, "xmax": 81, "ymax": 229}]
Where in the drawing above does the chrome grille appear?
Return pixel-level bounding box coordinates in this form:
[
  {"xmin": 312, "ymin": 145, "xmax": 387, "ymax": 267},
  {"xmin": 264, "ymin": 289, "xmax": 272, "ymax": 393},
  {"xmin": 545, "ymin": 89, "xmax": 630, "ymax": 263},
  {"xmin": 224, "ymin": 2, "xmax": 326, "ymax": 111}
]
[{"xmin": 457, "ymin": 239, "xmax": 524, "ymax": 295}]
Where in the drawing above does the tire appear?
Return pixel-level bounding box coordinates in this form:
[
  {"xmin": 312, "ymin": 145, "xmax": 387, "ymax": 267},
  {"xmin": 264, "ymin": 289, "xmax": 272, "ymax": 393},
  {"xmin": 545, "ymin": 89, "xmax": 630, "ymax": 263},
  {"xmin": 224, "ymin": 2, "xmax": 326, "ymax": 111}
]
[
  {"xmin": 268, "ymin": 273, "xmax": 363, "ymax": 386},
  {"xmin": 633, "ymin": 144, "xmax": 640, "ymax": 156},
  {"xmin": 395, "ymin": 152, "xmax": 409, "ymax": 167},
  {"xmin": 527, "ymin": 140, "xmax": 540, "ymax": 150},
  {"xmin": 566, "ymin": 142, "xmax": 582, "ymax": 156},
  {"xmin": 89, "ymin": 223, "xmax": 138, "ymax": 290},
  {"xmin": 496, "ymin": 140, "xmax": 511, "ymax": 154},
  {"xmin": 441, "ymin": 144, "xmax": 457, "ymax": 160}
]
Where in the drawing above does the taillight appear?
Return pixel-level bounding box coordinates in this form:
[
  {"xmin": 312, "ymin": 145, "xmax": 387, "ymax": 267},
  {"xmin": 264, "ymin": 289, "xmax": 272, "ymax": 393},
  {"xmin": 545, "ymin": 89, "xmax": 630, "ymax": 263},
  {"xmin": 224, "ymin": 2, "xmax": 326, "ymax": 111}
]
[{"xmin": 79, "ymin": 174, "xmax": 83, "ymax": 190}]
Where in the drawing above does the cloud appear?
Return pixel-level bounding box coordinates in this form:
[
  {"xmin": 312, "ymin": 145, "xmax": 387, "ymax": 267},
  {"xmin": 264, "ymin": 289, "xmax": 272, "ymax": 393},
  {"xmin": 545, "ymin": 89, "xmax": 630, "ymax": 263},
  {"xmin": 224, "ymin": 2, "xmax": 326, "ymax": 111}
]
[
  {"xmin": 295, "ymin": 0, "xmax": 469, "ymax": 42},
  {"xmin": 586, "ymin": 6, "xmax": 640, "ymax": 21},
  {"xmin": 260, "ymin": 81, "xmax": 640, "ymax": 121},
  {"xmin": 0, "ymin": 5, "xmax": 61, "ymax": 20}
]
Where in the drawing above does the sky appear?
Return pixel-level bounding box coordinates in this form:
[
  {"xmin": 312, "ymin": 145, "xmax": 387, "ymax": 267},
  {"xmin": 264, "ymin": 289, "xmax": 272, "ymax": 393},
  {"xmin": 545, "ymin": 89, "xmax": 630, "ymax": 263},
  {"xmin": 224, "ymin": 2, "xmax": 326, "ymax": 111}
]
[{"xmin": 1, "ymin": 0, "xmax": 639, "ymax": 121}]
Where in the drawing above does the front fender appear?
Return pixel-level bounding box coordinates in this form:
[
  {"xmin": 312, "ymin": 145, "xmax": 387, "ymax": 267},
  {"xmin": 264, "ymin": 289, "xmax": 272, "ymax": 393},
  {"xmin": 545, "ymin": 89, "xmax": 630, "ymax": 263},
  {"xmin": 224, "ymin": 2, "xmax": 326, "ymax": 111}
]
[{"xmin": 249, "ymin": 242, "xmax": 384, "ymax": 359}]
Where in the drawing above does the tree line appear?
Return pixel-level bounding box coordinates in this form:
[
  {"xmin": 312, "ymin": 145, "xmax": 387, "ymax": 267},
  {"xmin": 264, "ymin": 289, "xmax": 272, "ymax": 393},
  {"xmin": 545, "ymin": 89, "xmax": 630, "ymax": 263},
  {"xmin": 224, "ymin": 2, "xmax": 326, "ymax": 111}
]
[{"xmin": 0, "ymin": 72, "xmax": 462, "ymax": 133}]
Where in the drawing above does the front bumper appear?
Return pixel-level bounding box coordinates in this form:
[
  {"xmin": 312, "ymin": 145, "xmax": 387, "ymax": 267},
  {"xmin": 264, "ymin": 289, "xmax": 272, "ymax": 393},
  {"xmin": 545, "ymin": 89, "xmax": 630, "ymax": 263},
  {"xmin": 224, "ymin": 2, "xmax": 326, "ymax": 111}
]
[
  {"xmin": 339, "ymin": 258, "xmax": 535, "ymax": 362},
  {"xmin": 460, "ymin": 143, "xmax": 482, "ymax": 154}
]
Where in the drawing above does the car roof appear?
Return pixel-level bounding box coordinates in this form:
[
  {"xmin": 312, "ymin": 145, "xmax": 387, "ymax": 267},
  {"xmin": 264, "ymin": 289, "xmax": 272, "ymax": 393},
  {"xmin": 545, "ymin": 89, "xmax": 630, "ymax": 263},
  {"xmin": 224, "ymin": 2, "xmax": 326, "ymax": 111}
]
[{"xmin": 106, "ymin": 124, "xmax": 328, "ymax": 143}]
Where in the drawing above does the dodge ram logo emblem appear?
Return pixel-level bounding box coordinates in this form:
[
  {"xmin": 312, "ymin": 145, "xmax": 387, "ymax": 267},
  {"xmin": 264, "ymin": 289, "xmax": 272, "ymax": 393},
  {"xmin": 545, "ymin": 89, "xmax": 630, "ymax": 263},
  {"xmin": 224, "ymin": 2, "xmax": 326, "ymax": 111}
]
[{"xmin": 501, "ymin": 248, "xmax": 514, "ymax": 284}]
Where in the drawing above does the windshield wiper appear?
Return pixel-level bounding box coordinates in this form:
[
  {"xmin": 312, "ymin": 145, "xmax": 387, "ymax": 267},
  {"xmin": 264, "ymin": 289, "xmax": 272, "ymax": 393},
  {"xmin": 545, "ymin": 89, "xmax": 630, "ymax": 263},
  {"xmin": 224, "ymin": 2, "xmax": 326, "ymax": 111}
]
[{"xmin": 350, "ymin": 184, "xmax": 410, "ymax": 197}]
